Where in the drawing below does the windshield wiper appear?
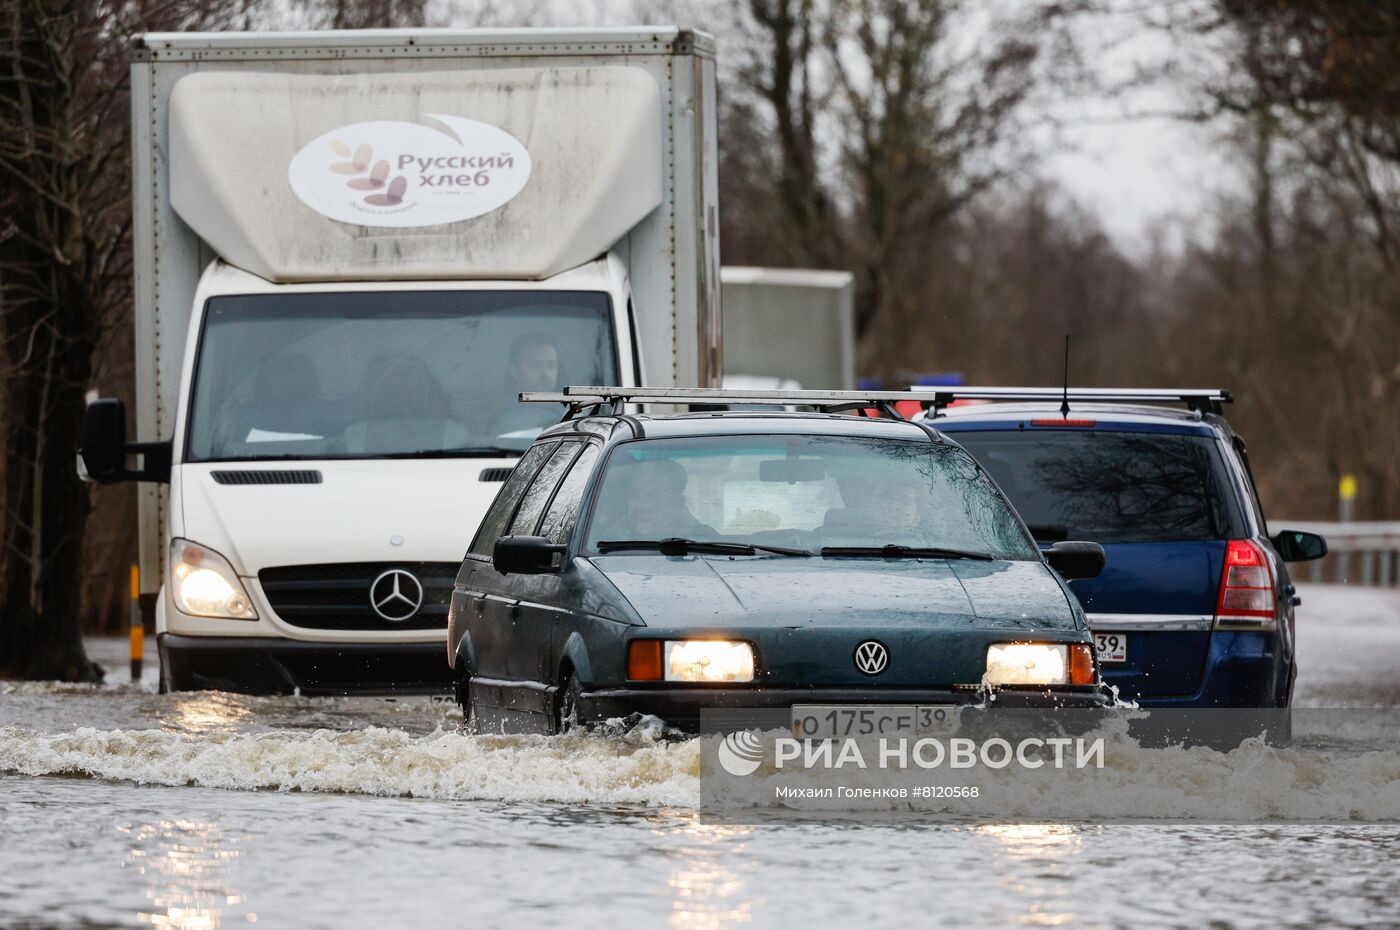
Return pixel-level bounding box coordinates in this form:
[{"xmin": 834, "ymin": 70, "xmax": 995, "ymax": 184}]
[
  {"xmin": 596, "ymin": 538, "xmax": 810, "ymax": 557},
  {"xmin": 820, "ymin": 545, "xmax": 995, "ymax": 561},
  {"xmin": 379, "ymin": 446, "xmax": 524, "ymax": 459}
]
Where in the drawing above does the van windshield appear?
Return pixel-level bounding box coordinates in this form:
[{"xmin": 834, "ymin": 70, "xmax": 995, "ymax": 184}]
[{"xmin": 185, "ymin": 291, "xmax": 616, "ymax": 462}]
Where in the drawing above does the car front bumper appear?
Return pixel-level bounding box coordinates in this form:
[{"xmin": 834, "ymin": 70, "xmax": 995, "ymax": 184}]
[
  {"xmin": 158, "ymin": 633, "xmax": 452, "ymax": 696},
  {"xmin": 580, "ymin": 685, "xmax": 1108, "ymax": 733}
]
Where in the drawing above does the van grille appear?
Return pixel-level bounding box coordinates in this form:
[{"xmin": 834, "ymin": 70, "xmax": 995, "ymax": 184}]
[
  {"xmin": 479, "ymin": 467, "xmax": 514, "ymax": 482},
  {"xmin": 211, "ymin": 470, "xmax": 322, "ymax": 485},
  {"xmin": 258, "ymin": 562, "xmax": 457, "ymax": 631}
]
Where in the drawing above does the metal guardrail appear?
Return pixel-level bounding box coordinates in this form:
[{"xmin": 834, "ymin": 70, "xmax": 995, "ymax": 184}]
[{"xmin": 1271, "ymin": 521, "xmax": 1400, "ymax": 587}]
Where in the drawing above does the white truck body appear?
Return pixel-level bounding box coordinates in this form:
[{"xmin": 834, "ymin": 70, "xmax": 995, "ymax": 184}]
[
  {"xmin": 719, "ymin": 267, "xmax": 856, "ymax": 390},
  {"xmin": 123, "ymin": 28, "xmax": 719, "ymax": 691}
]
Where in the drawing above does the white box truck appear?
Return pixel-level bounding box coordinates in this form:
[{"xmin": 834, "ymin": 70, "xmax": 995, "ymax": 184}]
[
  {"xmin": 720, "ymin": 267, "xmax": 855, "ymax": 391},
  {"xmin": 78, "ymin": 27, "xmax": 720, "ymax": 694}
]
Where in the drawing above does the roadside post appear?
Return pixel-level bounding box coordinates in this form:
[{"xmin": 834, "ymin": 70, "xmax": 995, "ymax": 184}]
[
  {"xmin": 129, "ymin": 565, "xmax": 142, "ymax": 682},
  {"xmin": 1338, "ymin": 474, "xmax": 1357, "ymax": 583}
]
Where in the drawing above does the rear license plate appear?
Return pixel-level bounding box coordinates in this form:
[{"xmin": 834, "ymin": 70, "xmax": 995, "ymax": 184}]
[
  {"xmin": 1094, "ymin": 633, "xmax": 1127, "ymax": 663},
  {"xmin": 790, "ymin": 705, "xmax": 959, "ymax": 739}
]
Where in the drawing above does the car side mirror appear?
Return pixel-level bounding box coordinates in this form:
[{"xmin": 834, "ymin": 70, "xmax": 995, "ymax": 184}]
[
  {"xmin": 493, "ymin": 535, "xmax": 566, "ymax": 575},
  {"xmin": 1046, "ymin": 541, "xmax": 1106, "ymax": 580},
  {"xmin": 1272, "ymin": 530, "xmax": 1327, "ymax": 563},
  {"xmin": 78, "ymin": 398, "xmax": 172, "ymax": 484}
]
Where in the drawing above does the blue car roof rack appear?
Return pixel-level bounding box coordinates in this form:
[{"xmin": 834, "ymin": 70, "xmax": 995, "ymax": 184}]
[{"xmin": 910, "ymin": 386, "xmax": 1233, "ymax": 416}]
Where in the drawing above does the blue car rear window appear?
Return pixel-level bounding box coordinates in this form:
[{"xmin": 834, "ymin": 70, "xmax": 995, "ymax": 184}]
[{"xmin": 949, "ymin": 430, "xmax": 1247, "ymax": 544}]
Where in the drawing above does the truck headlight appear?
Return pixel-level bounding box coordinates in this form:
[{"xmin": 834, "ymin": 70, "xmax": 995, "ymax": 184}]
[
  {"xmin": 170, "ymin": 538, "xmax": 257, "ymax": 619},
  {"xmin": 984, "ymin": 642, "xmax": 1095, "ymax": 687}
]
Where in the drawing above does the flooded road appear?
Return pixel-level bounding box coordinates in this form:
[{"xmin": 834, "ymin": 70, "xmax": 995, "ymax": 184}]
[{"xmin": 4, "ymin": 584, "xmax": 1400, "ymax": 929}]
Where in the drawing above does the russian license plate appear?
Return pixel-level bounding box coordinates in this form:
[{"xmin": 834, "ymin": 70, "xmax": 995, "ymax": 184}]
[
  {"xmin": 1094, "ymin": 632, "xmax": 1127, "ymax": 663},
  {"xmin": 790, "ymin": 705, "xmax": 959, "ymax": 739}
]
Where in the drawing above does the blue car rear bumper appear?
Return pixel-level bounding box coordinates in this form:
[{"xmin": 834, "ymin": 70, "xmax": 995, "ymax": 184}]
[{"xmin": 1104, "ymin": 631, "xmax": 1289, "ymax": 708}]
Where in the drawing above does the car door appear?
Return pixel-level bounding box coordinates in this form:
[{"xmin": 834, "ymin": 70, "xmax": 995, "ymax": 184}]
[
  {"xmin": 1224, "ymin": 432, "xmax": 1296, "ymax": 703},
  {"xmin": 458, "ymin": 440, "xmax": 559, "ymax": 683},
  {"xmin": 535, "ymin": 442, "xmax": 602, "ymax": 685},
  {"xmin": 499, "ymin": 440, "xmax": 583, "ymax": 684}
]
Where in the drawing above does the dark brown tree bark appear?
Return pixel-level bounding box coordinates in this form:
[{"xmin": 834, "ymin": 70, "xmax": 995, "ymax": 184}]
[{"xmin": 0, "ymin": 0, "xmax": 244, "ymax": 681}]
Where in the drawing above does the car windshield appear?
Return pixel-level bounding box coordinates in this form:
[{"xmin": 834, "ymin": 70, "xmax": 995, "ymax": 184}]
[
  {"xmin": 583, "ymin": 434, "xmax": 1038, "ymax": 559},
  {"xmin": 947, "ymin": 429, "xmax": 1247, "ymax": 544},
  {"xmin": 185, "ymin": 291, "xmax": 616, "ymax": 461}
]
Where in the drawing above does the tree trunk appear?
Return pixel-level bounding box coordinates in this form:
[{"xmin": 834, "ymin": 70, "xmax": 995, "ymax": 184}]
[{"xmin": 0, "ymin": 0, "xmax": 100, "ymax": 682}]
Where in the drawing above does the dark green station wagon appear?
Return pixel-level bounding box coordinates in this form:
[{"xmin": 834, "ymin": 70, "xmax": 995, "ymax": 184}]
[{"xmin": 448, "ymin": 387, "xmax": 1108, "ymax": 734}]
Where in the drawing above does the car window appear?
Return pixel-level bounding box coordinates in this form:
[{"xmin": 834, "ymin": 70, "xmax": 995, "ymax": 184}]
[
  {"xmin": 539, "ymin": 443, "xmax": 601, "ymax": 544},
  {"xmin": 1227, "ymin": 435, "xmax": 1268, "ymax": 529},
  {"xmin": 468, "ymin": 442, "xmax": 557, "ymax": 556},
  {"xmin": 508, "ymin": 441, "xmax": 582, "ymax": 537},
  {"xmin": 582, "ymin": 434, "xmax": 1038, "ymax": 558},
  {"xmin": 949, "ymin": 430, "xmax": 1247, "ymax": 544}
]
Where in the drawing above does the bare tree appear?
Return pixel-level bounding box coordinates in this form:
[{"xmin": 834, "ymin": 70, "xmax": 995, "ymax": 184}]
[
  {"xmin": 0, "ymin": 0, "xmax": 243, "ymax": 681},
  {"xmin": 723, "ymin": 0, "xmax": 1045, "ymax": 377},
  {"xmin": 329, "ymin": 0, "xmax": 426, "ymax": 28},
  {"xmin": 734, "ymin": 0, "xmax": 838, "ymax": 267}
]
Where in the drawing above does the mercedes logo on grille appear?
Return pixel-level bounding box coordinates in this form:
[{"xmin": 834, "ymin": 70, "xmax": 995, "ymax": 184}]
[
  {"xmin": 854, "ymin": 640, "xmax": 889, "ymax": 675},
  {"xmin": 369, "ymin": 568, "xmax": 424, "ymax": 622}
]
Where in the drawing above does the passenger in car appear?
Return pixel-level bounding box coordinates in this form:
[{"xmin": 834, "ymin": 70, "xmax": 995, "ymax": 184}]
[
  {"xmin": 822, "ymin": 482, "xmax": 929, "ymax": 546},
  {"xmin": 593, "ymin": 457, "xmax": 717, "ymax": 542}
]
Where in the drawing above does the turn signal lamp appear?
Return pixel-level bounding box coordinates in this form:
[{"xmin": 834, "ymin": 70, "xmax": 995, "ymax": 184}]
[{"xmin": 985, "ymin": 642, "xmax": 1096, "ymax": 686}]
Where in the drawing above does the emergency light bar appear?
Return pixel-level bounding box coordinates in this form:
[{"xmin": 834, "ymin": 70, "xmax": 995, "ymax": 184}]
[{"xmin": 910, "ymin": 386, "xmax": 1233, "ymax": 415}]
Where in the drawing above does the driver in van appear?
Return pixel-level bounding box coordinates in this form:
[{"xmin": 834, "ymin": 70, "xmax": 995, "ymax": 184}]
[
  {"xmin": 488, "ymin": 331, "xmax": 564, "ymax": 437},
  {"xmin": 230, "ymin": 352, "xmax": 323, "ymax": 444}
]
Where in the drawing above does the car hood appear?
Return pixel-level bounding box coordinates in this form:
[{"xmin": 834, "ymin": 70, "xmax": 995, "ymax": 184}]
[{"xmin": 587, "ymin": 555, "xmax": 1078, "ymax": 632}]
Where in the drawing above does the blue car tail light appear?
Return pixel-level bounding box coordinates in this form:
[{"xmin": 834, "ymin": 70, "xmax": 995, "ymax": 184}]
[{"xmin": 1214, "ymin": 539, "xmax": 1276, "ymax": 630}]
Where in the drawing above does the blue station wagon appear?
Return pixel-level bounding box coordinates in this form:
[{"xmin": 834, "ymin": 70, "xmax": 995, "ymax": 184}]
[
  {"xmin": 922, "ymin": 388, "xmax": 1327, "ymax": 708},
  {"xmin": 447, "ymin": 387, "xmax": 1109, "ymax": 734}
]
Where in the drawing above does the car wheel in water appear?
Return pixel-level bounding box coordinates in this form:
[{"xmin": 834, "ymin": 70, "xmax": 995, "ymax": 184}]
[
  {"xmin": 556, "ymin": 675, "xmax": 583, "ymax": 734},
  {"xmin": 453, "ymin": 665, "xmax": 476, "ymax": 731}
]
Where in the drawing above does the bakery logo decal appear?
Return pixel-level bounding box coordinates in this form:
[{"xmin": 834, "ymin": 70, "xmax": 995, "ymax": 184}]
[{"xmin": 288, "ymin": 114, "xmax": 532, "ymax": 228}]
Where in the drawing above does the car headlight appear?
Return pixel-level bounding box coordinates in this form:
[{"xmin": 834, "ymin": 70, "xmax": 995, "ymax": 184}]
[
  {"xmin": 984, "ymin": 642, "xmax": 1095, "ymax": 686},
  {"xmin": 627, "ymin": 640, "xmax": 755, "ymax": 682},
  {"xmin": 170, "ymin": 538, "xmax": 257, "ymax": 619},
  {"xmin": 666, "ymin": 641, "xmax": 755, "ymax": 682}
]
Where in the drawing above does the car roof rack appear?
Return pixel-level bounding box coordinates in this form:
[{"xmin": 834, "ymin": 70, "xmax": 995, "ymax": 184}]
[
  {"xmin": 519, "ymin": 385, "xmax": 930, "ymax": 421},
  {"xmin": 910, "ymin": 386, "xmax": 1233, "ymax": 416}
]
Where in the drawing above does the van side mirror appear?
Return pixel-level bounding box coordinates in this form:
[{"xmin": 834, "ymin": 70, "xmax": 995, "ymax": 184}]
[
  {"xmin": 1046, "ymin": 541, "xmax": 1106, "ymax": 580},
  {"xmin": 493, "ymin": 535, "xmax": 566, "ymax": 575},
  {"xmin": 78, "ymin": 398, "xmax": 171, "ymax": 483},
  {"xmin": 1272, "ymin": 530, "xmax": 1327, "ymax": 563}
]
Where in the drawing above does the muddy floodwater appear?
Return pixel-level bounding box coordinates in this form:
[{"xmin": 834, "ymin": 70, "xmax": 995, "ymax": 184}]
[{"xmin": 4, "ymin": 584, "xmax": 1400, "ymax": 929}]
